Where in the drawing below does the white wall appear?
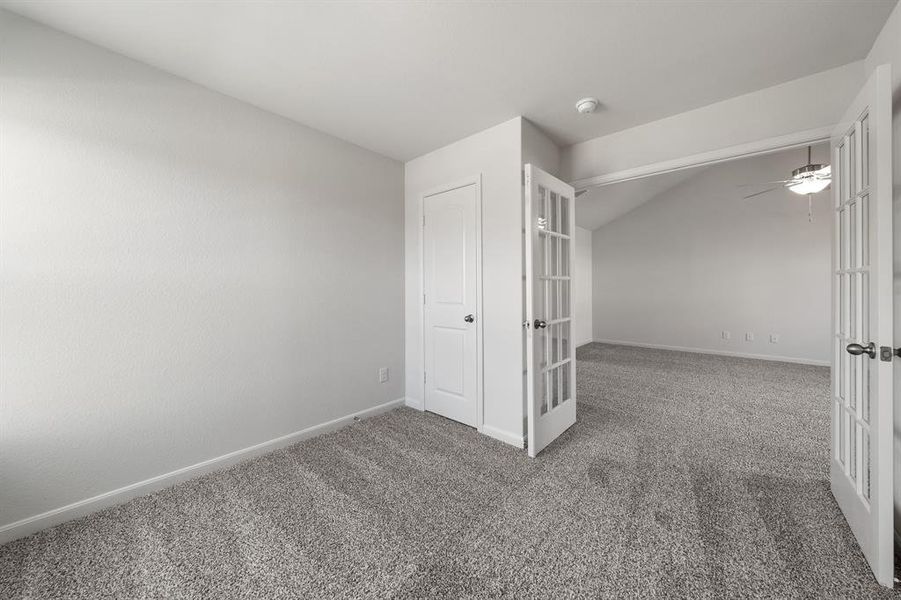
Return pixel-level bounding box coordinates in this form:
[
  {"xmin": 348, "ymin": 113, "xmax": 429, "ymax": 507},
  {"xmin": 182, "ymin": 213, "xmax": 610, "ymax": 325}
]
[
  {"xmin": 561, "ymin": 61, "xmax": 865, "ymax": 183},
  {"xmin": 405, "ymin": 117, "xmax": 523, "ymax": 446},
  {"xmin": 0, "ymin": 11, "xmax": 404, "ymax": 536},
  {"xmin": 591, "ymin": 147, "xmax": 832, "ymax": 365},
  {"xmin": 574, "ymin": 227, "xmax": 593, "ymax": 347},
  {"xmin": 522, "ymin": 119, "xmax": 561, "ymax": 176},
  {"xmin": 863, "ymin": 0, "xmax": 901, "ymax": 541}
]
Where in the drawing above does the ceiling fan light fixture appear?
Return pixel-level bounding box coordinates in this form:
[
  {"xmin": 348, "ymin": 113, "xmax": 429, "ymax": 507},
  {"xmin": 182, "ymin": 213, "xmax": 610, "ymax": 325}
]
[
  {"xmin": 787, "ymin": 162, "xmax": 831, "ymax": 195},
  {"xmin": 788, "ymin": 178, "xmax": 831, "ymax": 195}
]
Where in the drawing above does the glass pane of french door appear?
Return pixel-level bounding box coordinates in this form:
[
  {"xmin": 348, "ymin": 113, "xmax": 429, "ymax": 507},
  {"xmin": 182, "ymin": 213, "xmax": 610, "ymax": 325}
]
[{"xmin": 537, "ymin": 186, "xmax": 573, "ymax": 415}]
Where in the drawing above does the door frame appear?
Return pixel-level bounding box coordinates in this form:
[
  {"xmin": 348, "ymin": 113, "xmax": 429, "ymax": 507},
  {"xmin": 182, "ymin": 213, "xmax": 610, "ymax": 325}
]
[{"xmin": 419, "ymin": 175, "xmax": 484, "ymax": 431}]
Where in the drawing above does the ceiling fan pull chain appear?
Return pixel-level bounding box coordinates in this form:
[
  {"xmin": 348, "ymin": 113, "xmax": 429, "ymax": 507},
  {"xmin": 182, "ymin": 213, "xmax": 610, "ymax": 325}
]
[{"xmin": 808, "ymin": 193, "xmax": 813, "ymax": 223}]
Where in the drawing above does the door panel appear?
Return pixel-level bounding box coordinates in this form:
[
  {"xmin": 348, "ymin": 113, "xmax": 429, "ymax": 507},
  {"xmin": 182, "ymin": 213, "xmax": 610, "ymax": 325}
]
[
  {"xmin": 423, "ymin": 183, "xmax": 479, "ymax": 428},
  {"xmin": 525, "ymin": 164, "xmax": 577, "ymax": 457},
  {"xmin": 432, "ymin": 206, "xmax": 466, "ymax": 303},
  {"xmin": 433, "ymin": 327, "xmax": 465, "ymax": 396},
  {"xmin": 829, "ymin": 63, "xmax": 893, "ymax": 587}
]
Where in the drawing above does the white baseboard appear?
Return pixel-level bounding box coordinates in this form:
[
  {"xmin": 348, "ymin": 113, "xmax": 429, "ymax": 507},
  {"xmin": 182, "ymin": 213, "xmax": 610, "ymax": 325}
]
[
  {"xmin": 0, "ymin": 397, "xmax": 405, "ymax": 546},
  {"xmin": 480, "ymin": 424, "xmax": 525, "ymax": 449},
  {"xmin": 590, "ymin": 339, "xmax": 830, "ymax": 367},
  {"xmin": 404, "ymin": 396, "xmax": 424, "ymax": 411},
  {"xmin": 575, "ymin": 339, "xmax": 593, "ymax": 348}
]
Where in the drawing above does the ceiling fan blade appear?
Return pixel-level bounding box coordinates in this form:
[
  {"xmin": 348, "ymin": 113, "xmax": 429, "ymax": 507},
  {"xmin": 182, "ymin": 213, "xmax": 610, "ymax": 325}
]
[
  {"xmin": 737, "ymin": 181, "xmax": 793, "ymax": 187},
  {"xmin": 575, "ymin": 189, "xmax": 588, "ymax": 197},
  {"xmin": 743, "ymin": 186, "xmax": 782, "ymax": 200}
]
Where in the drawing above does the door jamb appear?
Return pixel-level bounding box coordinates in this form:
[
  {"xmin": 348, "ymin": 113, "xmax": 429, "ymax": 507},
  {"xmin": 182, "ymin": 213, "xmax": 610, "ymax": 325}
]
[{"xmin": 419, "ymin": 175, "xmax": 484, "ymax": 432}]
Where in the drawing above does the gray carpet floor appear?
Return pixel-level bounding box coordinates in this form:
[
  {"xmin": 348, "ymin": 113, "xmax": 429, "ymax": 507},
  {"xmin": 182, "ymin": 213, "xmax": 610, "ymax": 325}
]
[{"xmin": 1, "ymin": 343, "xmax": 898, "ymax": 598}]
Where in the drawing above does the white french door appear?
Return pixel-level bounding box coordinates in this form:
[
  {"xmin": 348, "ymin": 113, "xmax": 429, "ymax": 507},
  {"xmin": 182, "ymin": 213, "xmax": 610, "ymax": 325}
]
[
  {"xmin": 524, "ymin": 164, "xmax": 577, "ymax": 457},
  {"xmin": 830, "ymin": 64, "xmax": 893, "ymax": 588},
  {"xmin": 423, "ymin": 181, "xmax": 480, "ymax": 428}
]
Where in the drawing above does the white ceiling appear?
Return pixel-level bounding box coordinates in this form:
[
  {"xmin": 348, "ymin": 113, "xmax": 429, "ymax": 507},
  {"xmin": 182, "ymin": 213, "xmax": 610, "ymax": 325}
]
[{"xmin": 2, "ymin": 1, "xmax": 895, "ymax": 161}]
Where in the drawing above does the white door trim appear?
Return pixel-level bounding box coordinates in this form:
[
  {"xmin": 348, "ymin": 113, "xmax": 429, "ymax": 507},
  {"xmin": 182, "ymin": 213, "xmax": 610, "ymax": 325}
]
[
  {"xmin": 570, "ymin": 125, "xmax": 833, "ymax": 191},
  {"xmin": 419, "ymin": 175, "xmax": 484, "ymax": 431}
]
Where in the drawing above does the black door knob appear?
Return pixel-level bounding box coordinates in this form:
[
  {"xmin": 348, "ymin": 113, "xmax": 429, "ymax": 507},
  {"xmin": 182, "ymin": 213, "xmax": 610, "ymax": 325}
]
[
  {"xmin": 534, "ymin": 319, "xmax": 547, "ymax": 329},
  {"xmin": 464, "ymin": 314, "xmax": 474, "ymax": 323},
  {"xmin": 846, "ymin": 342, "xmax": 876, "ymax": 358}
]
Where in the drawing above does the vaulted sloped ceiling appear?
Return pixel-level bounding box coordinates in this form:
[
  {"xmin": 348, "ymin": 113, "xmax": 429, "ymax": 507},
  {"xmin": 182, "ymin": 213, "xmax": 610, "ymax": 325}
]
[
  {"xmin": 1, "ymin": 0, "xmax": 895, "ymax": 161},
  {"xmin": 577, "ymin": 168, "xmax": 704, "ymax": 230}
]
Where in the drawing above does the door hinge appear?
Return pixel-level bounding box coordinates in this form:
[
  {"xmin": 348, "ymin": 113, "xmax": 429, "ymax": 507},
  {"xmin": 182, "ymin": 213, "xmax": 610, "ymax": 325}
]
[
  {"xmin": 423, "ymin": 371, "xmax": 427, "ymax": 384},
  {"xmin": 422, "ymin": 214, "xmax": 425, "ymax": 227},
  {"xmin": 423, "ymin": 293, "xmax": 426, "ymax": 305}
]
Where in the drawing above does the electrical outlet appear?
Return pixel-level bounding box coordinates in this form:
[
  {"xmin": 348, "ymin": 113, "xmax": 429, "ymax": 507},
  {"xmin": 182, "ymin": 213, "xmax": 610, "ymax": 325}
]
[
  {"xmin": 745, "ymin": 332, "xmax": 754, "ymax": 342},
  {"xmin": 378, "ymin": 367, "xmax": 389, "ymax": 383},
  {"xmin": 721, "ymin": 330, "xmax": 731, "ymax": 341},
  {"xmin": 769, "ymin": 334, "xmax": 780, "ymax": 344}
]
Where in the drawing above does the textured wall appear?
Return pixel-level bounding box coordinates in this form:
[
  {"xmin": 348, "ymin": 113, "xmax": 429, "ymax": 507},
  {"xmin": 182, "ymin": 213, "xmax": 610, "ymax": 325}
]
[
  {"xmin": 0, "ymin": 11, "xmax": 404, "ymax": 528},
  {"xmin": 574, "ymin": 227, "xmax": 593, "ymax": 346}
]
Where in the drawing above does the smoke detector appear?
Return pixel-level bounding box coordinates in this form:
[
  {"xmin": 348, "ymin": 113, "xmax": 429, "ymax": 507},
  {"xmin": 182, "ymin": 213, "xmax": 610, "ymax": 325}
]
[{"xmin": 575, "ymin": 97, "xmax": 599, "ymax": 114}]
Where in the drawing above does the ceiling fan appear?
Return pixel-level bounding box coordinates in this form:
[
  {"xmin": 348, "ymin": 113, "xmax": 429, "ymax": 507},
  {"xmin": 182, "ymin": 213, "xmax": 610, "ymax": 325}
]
[{"xmin": 739, "ymin": 145, "xmax": 831, "ymax": 220}]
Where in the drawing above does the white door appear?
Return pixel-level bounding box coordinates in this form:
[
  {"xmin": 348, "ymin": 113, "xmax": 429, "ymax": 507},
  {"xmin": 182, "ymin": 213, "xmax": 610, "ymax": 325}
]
[
  {"xmin": 423, "ymin": 182, "xmax": 480, "ymax": 428},
  {"xmin": 830, "ymin": 64, "xmax": 893, "ymax": 588},
  {"xmin": 524, "ymin": 164, "xmax": 577, "ymax": 457}
]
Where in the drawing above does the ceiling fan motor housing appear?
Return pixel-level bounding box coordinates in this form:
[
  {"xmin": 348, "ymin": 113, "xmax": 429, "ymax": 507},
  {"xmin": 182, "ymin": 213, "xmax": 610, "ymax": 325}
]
[{"xmin": 792, "ymin": 163, "xmax": 825, "ymax": 178}]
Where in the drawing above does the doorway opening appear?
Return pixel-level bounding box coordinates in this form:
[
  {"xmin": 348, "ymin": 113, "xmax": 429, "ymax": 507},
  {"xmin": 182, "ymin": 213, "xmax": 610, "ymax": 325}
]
[{"xmin": 572, "ymin": 63, "xmax": 894, "ymax": 585}]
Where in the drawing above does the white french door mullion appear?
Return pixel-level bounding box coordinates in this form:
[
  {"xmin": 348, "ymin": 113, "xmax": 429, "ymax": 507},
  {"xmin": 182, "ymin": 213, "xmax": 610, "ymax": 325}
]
[
  {"xmin": 853, "ymin": 120, "xmax": 863, "ymax": 196},
  {"xmin": 543, "ymin": 210, "xmax": 551, "ymax": 413},
  {"xmin": 832, "ymin": 142, "xmax": 841, "ymax": 466},
  {"xmin": 554, "ymin": 193, "xmax": 563, "ymax": 239},
  {"xmin": 850, "ymin": 120, "xmax": 865, "ymax": 495},
  {"xmin": 551, "ymin": 239, "xmax": 563, "ymax": 380}
]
